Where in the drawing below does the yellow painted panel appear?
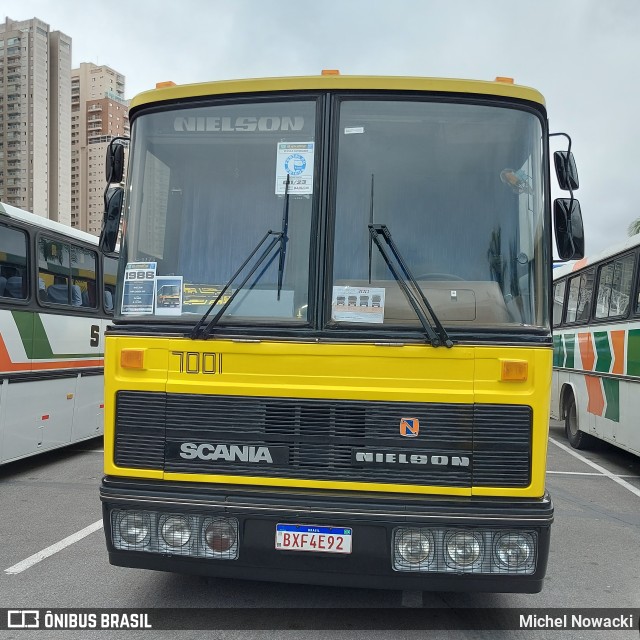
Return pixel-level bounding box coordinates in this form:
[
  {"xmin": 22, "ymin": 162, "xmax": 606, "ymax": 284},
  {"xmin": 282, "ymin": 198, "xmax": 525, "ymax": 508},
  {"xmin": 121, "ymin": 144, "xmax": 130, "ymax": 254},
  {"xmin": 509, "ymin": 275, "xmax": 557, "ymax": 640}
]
[
  {"xmin": 473, "ymin": 346, "xmax": 552, "ymax": 497},
  {"xmin": 165, "ymin": 341, "xmax": 475, "ymax": 403},
  {"xmin": 104, "ymin": 336, "xmax": 169, "ymax": 476},
  {"xmin": 131, "ymin": 75, "xmax": 545, "ymax": 110},
  {"xmin": 162, "ymin": 472, "xmax": 472, "ymax": 496},
  {"xmin": 104, "ymin": 336, "xmax": 552, "ymax": 497}
]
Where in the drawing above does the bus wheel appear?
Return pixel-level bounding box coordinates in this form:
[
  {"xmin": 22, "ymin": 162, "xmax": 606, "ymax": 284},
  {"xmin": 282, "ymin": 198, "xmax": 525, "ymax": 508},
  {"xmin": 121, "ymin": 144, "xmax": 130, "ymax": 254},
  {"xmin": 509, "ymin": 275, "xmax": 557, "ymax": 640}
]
[{"xmin": 564, "ymin": 393, "xmax": 591, "ymax": 450}]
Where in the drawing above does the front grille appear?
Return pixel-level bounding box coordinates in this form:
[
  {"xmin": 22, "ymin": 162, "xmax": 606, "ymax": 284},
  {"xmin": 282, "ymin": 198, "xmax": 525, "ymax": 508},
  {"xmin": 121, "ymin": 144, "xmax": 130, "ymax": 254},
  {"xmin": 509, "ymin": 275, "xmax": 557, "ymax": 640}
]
[{"xmin": 114, "ymin": 392, "xmax": 531, "ymax": 487}]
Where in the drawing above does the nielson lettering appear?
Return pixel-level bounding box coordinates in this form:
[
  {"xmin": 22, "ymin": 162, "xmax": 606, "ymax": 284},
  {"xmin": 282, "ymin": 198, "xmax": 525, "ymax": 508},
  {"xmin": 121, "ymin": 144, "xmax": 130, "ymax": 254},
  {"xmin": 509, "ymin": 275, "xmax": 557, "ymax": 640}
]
[
  {"xmin": 354, "ymin": 451, "xmax": 470, "ymax": 467},
  {"xmin": 180, "ymin": 442, "xmax": 274, "ymax": 463},
  {"xmin": 174, "ymin": 116, "xmax": 304, "ymax": 133}
]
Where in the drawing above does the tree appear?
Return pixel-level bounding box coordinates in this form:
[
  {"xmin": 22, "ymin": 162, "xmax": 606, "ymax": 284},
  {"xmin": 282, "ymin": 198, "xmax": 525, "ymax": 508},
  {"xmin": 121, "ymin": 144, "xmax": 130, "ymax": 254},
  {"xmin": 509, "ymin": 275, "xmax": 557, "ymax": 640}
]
[{"xmin": 629, "ymin": 218, "xmax": 640, "ymax": 236}]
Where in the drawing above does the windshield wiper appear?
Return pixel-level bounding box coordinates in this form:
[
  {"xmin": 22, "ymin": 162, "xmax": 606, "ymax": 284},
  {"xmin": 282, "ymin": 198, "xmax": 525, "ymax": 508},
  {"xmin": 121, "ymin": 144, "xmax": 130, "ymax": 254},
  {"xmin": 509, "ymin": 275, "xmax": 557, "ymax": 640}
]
[
  {"xmin": 191, "ymin": 177, "xmax": 293, "ymax": 340},
  {"xmin": 276, "ymin": 175, "xmax": 290, "ymax": 300},
  {"xmin": 368, "ymin": 224, "xmax": 453, "ymax": 348},
  {"xmin": 190, "ymin": 229, "xmax": 283, "ymax": 340}
]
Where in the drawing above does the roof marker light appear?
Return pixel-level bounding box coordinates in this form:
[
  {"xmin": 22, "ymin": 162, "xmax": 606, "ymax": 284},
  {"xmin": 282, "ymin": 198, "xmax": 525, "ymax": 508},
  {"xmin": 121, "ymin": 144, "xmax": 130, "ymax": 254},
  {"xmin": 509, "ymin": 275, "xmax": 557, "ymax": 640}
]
[
  {"xmin": 495, "ymin": 77, "xmax": 514, "ymax": 84},
  {"xmin": 156, "ymin": 81, "xmax": 176, "ymax": 89},
  {"xmin": 321, "ymin": 69, "xmax": 340, "ymax": 75}
]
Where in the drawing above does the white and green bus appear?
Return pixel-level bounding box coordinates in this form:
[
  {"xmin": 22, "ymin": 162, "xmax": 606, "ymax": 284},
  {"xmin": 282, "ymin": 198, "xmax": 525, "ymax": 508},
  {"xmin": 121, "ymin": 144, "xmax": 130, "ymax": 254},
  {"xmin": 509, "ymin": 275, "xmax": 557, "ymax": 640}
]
[
  {"xmin": 0, "ymin": 202, "xmax": 117, "ymax": 464},
  {"xmin": 551, "ymin": 234, "xmax": 640, "ymax": 455}
]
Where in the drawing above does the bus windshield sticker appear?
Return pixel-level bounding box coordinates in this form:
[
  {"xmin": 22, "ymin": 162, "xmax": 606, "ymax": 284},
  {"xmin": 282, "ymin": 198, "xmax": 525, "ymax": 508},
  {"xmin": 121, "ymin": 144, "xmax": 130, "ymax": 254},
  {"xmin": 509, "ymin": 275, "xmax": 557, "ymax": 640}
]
[
  {"xmin": 275, "ymin": 142, "xmax": 314, "ymax": 195},
  {"xmin": 344, "ymin": 127, "xmax": 365, "ymax": 135},
  {"xmin": 155, "ymin": 276, "xmax": 183, "ymax": 315},
  {"xmin": 122, "ymin": 262, "xmax": 157, "ymax": 315},
  {"xmin": 332, "ymin": 286, "xmax": 385, "ymax": 323}
]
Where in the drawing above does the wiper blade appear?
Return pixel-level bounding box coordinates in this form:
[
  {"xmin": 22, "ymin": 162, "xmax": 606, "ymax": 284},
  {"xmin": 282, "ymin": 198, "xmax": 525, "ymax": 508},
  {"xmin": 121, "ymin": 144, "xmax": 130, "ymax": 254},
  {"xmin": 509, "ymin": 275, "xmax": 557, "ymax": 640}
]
[
  {"xmin": 190, "ymin": 229, "xmax": 283, "ymax": 340},
  {"xmin": 276, "ymin": 175, "xmax": 290, "ymax": 300},
  {"xmin": 368, "ymin": 224, "xmax": 453, "ymax": 348}
]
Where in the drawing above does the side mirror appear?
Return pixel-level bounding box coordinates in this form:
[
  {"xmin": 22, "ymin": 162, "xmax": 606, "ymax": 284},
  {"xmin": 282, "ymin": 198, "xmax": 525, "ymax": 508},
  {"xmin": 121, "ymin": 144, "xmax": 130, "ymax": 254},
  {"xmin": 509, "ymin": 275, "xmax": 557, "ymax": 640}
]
[
  {"xmin": 554, "ymin": 198, "xmax": 585, "ymax": 260},
  {"xmin": 554, "ymin": 151, "xmax": 579, "ymax": 191},
  {"xmin": 99, "ymin": 186, "xmax": 124, "ymax": 255},
  {"xmin": 105, "ymin": 141, "xmax": 125, "ymax": 184}
]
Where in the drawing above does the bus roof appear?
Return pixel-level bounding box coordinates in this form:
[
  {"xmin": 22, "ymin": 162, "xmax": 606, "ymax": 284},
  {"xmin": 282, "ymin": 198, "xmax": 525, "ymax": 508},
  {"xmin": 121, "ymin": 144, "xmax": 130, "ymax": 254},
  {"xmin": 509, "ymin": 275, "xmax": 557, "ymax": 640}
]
[
  {"xmin": 553, "ymin": 232, "xmax": 640, "ymax": 279},
  {"xmin": 0, "ymin": 201, "xmax": 99, "ymax": 246},
  {"xmin": 130, "ymin": 74, "xmax": 546, "ymax": 112}
]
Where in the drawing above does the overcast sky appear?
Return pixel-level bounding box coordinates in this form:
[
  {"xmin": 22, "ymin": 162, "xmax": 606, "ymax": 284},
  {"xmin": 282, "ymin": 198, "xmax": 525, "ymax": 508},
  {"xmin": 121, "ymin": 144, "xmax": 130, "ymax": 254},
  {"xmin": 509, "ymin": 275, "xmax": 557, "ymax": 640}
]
[{"xmin": 5, "ymin": 0, "xmax": 640, "ymax": 257}]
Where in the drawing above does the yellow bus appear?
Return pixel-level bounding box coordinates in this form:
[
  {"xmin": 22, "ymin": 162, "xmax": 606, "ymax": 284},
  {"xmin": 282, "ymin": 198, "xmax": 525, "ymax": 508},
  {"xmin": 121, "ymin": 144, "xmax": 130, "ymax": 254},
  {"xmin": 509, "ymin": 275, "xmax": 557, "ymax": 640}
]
[{"xmin": 99, "ymin": 73, "xmax": 584, "ymax": 592}]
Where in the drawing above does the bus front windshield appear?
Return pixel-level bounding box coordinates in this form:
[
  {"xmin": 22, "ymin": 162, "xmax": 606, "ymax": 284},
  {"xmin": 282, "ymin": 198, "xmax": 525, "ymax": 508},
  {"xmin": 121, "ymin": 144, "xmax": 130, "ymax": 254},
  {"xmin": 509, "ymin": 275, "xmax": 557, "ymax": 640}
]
[{"xmin": 120, "ymin": 96, "xmax": 548, "ymax": 333}]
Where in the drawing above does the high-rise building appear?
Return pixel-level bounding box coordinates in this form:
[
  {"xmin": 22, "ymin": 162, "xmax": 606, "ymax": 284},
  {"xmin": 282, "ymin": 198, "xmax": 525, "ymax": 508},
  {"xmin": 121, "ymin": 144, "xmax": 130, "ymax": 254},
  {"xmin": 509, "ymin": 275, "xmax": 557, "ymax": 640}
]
[
  {"xmin": 71, "ymin": 62, "xmax": 129, "ymax": 235},
  {"xmin": 0, "ymin": 17, "xmax": 71, "ymax": 223}
]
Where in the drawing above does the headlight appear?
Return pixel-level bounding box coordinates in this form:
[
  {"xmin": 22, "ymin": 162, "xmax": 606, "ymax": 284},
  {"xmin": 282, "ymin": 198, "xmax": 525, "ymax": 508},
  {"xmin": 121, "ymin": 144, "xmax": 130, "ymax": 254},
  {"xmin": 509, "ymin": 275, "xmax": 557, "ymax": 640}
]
[
  {"xmin": 160, "ymin": 515, "xmax": 192, "ymax": 547},
  {"xmin": 118, "ymin": 511, "xmax": 150, "ymax": 545},
  {"xmin": 204, "ymin": 518, "xmax": 238, "ymax": 556},
  {"xmin": 445, "ymin": 531, "xmax": 483, "ymax": 568},
  {"xmin": 494, "ymin": 532, "xmax": 534, "ymax": 569},
  {"xmin": 394, "ymin": 528, "xmax": 434, "ymax": 565}
]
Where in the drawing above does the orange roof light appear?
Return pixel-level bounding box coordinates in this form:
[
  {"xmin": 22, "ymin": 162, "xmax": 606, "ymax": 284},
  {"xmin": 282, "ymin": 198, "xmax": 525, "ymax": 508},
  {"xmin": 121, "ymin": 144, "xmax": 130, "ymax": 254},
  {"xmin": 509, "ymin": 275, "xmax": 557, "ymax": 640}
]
[
  {"xmin": 494, "ymin": 76, "xmax": 514, "ymax": 84},
  {"xmin": 156, "ymin": 81, "xmax": 176, "ymax": 89},
  {"xmin": 321, "ymin": 69, "xmax": 340, "ymax": 75}
]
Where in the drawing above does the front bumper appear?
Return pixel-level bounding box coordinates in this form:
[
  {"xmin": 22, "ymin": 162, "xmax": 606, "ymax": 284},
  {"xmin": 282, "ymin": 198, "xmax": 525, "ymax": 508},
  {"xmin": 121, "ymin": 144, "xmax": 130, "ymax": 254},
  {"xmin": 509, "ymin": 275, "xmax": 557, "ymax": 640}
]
[{"xmin": 100, "ymin": 477, "xmax": 553, "ymax": 593}]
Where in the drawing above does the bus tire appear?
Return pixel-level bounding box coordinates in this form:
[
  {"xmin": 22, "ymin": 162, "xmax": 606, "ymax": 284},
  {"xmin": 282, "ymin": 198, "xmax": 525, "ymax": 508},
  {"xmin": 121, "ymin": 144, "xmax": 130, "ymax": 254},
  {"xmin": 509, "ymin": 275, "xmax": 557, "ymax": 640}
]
[{"xmin": 564, "ymin": 393, "xmax": 592, "ymax": 450}]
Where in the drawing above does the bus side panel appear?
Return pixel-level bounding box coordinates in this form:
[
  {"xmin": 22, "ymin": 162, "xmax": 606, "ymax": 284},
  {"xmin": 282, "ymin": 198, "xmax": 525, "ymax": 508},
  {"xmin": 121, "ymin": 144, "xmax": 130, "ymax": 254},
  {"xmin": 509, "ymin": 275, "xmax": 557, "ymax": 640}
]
[
  {"xmin": 616, "ymin": 378, "xmax": 640, "ymax": 455},
  {"xmin": 71, "ymin": 373, "xmax": 104, "ymax": 442},
  {"xmin": 31, "ymin": 377, "xmax": 76, "ymax": 451},
  {"xmin": 593, "ymin": 377, "xmax": 640, "ymax": 455},
  {"xmin": 555, "ymin": 325, "xmax": 640, "ymax": 454},
  {"xmin": 0, "ymin": 309, "xmax": 35, "ymax": 463}
]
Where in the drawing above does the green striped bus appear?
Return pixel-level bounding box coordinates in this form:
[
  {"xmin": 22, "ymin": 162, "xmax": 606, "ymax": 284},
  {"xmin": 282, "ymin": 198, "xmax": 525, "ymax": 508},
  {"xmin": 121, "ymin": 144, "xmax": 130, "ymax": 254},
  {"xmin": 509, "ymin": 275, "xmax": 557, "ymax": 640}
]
[
  {"xmin": 551, "ymin": 234, "xmax": 640, "ymax": 455},
  {"xmin": 0, "ymin": 202, "xmax": 117, "ymax": 464}
]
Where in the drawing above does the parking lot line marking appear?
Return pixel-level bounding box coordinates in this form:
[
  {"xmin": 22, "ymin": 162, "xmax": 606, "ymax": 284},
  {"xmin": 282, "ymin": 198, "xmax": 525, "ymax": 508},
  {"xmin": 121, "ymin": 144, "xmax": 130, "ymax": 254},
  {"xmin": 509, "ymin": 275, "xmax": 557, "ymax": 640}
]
[
  {"xmin": 547, "ymin": 470, "xmax": 639, "ymax": 477},
  {"xmin": 548, "ymin": 471, "xmax": 607, "ymax": 476},
  {"xmin": 549, "ymin": 437, "xmax": 640, "ymax": 498},
  {"xmin": 4, "ymin": 520, "xmax": 103, "ymax": 575}
]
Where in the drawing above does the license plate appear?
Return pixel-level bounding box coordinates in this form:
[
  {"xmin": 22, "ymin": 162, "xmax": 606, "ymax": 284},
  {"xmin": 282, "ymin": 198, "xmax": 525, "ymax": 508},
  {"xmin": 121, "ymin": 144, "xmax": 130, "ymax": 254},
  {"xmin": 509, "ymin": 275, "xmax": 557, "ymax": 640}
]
[{"xmin": 275, "ymin": 524, "xmax": 352, "ymax": 554}]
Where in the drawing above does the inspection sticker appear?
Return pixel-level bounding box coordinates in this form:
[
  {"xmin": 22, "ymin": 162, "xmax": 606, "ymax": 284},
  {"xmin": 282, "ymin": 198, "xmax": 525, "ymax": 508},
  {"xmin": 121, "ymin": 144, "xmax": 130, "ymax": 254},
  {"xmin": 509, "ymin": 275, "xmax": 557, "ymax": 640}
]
[
  {"xmin": 331, "ymin": 286, "xmax": 385, "ymax": 323},
  {"xmin": 275, "ymin": 142, "xmax": 314, "ymax": 194}
]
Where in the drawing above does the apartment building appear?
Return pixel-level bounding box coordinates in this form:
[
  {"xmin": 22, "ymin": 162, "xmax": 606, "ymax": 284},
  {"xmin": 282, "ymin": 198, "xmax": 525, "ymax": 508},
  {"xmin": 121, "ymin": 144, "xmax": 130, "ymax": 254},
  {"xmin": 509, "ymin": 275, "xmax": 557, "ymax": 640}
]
[
  {"xmin": 0, "ymin": 17, "xmax": 72, "ymax": 223},
  {"xmin": 71, "ymin": 63, "xmax": 129, "ymax": 235}
]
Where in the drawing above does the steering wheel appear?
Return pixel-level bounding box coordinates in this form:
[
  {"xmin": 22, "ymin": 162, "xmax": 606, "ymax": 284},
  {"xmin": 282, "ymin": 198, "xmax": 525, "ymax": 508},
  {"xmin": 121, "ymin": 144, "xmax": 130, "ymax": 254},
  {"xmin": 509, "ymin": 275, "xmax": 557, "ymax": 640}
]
[{"xmin": 414, "ymin": 272, "xmax": 466, "ymax": 281}]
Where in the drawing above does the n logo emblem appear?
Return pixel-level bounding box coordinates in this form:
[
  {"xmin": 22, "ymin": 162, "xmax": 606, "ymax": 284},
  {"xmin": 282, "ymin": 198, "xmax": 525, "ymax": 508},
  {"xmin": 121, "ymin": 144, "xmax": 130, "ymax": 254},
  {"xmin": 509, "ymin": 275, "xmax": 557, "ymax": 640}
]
[{"xmin": 400, "ymin": 418, "xmax": 420, "ymax": 437}]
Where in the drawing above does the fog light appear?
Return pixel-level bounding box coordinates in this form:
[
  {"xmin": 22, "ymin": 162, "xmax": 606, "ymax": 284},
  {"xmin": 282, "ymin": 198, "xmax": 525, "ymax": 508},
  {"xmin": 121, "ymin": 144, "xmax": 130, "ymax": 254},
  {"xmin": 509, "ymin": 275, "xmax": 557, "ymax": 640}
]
[
  {"xmin": 445, "ymin": 531, "xmax": 483, "ymax": 567},
  {"xmin": 119, "ymin": 512, "xmax": 150, "ymax": 545},
  {"xmin": 204, "ymin": 518, "xmax": 237, "ymax": 554},
  {"xmin": 395, "ymin": 529, "xmax": 433, "ymax": 564},
  {"xmin": 494, "ymin": 533, "xmax": 534, "ymax": 569},
  {"xmin": 160, "ymin": 516, "xmax": 191, "ymax": 547}
]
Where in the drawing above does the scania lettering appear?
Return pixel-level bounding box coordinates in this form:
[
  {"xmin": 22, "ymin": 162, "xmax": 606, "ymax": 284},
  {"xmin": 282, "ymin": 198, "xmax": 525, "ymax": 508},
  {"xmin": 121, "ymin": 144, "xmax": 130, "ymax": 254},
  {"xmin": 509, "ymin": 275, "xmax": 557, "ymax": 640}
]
[
  {"xmin": 99, "ymin": 73, "xmax": 584, "ymax": 592},
  {"xmin": 179, "ymin": 443, "xmax": 276, "ymax": 463}
]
